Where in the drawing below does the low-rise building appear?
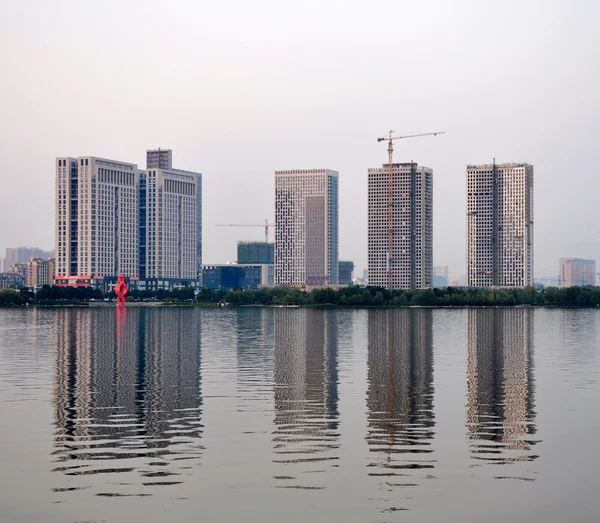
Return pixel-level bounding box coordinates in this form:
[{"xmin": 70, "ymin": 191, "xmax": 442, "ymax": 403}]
[
  {"xmin": 202, "ymin": 264, "xmax": 274, "ymax": 291},
  {"xmin": 0, "ymin": 272, "xmax": 24, "ymax": 289}
]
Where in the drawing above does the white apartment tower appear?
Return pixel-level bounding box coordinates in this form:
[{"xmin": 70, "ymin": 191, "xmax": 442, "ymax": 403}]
[
  {"xmin": 275, "ymin": 169, "xmax": 339, "ymax": 286},
  {"xmin": 466, "ymin": 162, "xmax": 534, "ymax": 287},
  {"xmin": 368, "ymin": 162, "xmax": 433, "ymax": 289},
  {"xmin": 142, "ymin": 168, "xmax": 201, "ymax": 280},
  {"xmin": 56, "ymin": 156, "xmax": 140, "ymax": 278}
]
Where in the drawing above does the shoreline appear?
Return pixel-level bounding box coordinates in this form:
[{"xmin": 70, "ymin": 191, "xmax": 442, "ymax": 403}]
[{"xmin": 2, "ymin": 302, "xmax": 598, "ymax": 310}]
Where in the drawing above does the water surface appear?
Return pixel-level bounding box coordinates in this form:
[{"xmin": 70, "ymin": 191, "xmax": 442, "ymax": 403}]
[{"xmin": 0, "ymin": 307, "xmax": 598, "ymax": 522}]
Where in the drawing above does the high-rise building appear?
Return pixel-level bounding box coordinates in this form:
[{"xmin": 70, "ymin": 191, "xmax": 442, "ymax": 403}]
[
  {"xmin": 559, "ymin": 258, "xmax": 596, "ymax": 288},
  {"xmin": 26, "ymin": 257, "xmax": 55, "ymax": 288},
  {"xmin": 237, "ymin": 242, "xmax": 274, "ymax": 265},
  {"xmin": 274, "ymin": 169, "xmax": 339, "ymax": 286},
  {"xmin": 5, "ymin": 247, "xmax": 49, "ymax": 266},
  {"xmin": 146, "ymin": 148, "xmax": 173, "ymax": 170},
  {"xmin": 56, "ymin": 156, "xmax": 141, "ymax": 279},
  {"xmin": 466, "ymin": 162, "xmax": 534, "ymax": 288},
  {"xmin": 338, "ymin": 260, "xmax": 354, "ymax": 286},
  {"xmin": 56, "ymin": 151, "xmax": 202, "ymax": 287},
  {"xmin": 433, "ymin": 264, "xmax": 449, "ymax": 287},
  {"xmin": 367, "ymin": 162, "xmax": 433, "ymax": 289},
  {"xmin": 143, "ymin": 167, "xmax": 201, "ymax": 280},
  {"xmin": 0, "ymin": 258, "xmax": 5, "ymax": 273}
]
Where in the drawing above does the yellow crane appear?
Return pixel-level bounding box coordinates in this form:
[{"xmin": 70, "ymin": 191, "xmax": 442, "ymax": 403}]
[
  {"xmin": 376, "ymin": 130, "xmax": 445, "ymax": 288},
  {"xmin": 216, "ymin": 219, "xmax": 275, "ymax": 243}
]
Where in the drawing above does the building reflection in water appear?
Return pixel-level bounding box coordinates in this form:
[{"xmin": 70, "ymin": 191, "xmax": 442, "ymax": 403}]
[
  {"xmin": 272, "ymin": 309, "xmax": 339, "ymax": 489},
  {"xmin": 466, "ymin": 308, "xmax": 538, "ymax": 468},
  {"xmin": 53, "ymin": 308, "xmax": 202, "ymax": 496},
  {"xmin": 236, "ymin": 309, "xmax": 275, "ymax": 414},
  {"xmin": 366, "ymin": 309, "xmax": 435, "ymax": 490}
]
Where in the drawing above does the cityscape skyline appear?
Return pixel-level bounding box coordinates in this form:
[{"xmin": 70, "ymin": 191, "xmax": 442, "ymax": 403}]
[{"xmin": 1, "ymin": 2, "xmax": 598, "ymax": 279}]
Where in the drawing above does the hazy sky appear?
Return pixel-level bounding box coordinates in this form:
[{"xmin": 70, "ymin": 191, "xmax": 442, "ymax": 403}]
[{"xmin": 1, "ymin": 0, "xmax": 598, "ymax": 278}]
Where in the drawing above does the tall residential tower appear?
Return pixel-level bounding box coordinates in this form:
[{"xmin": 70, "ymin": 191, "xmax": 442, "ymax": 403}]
[
  {"xmin": 466, "ymin": 162, "xmax": 534, "ymax": 287},
  {"xmin": 368, "ymin": 162, "xmax": 433, "ymax": 289},
  {"xmin": 275, "ymin": 169, "xmax": 339, "ymax": 286}
]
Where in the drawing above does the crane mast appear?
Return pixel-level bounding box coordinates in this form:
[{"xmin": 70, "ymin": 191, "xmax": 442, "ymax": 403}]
[{"xmin": 376, "ymin": 131, "xmax": 445, "ymax": 289}]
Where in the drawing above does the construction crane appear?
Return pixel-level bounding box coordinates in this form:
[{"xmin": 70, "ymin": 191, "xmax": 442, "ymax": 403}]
[
  {"xmin": 376, "ymin": 131, "xmax": 445, "ymax": 288},
  {"xmin": 216, "ymin": 219, "xmax": 275, "ymax": 243}
]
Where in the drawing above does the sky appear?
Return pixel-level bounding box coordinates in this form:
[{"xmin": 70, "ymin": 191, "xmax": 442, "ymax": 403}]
[{"xmin": 0, "ymin": 0, "xmax": 599, "ymax": 279}]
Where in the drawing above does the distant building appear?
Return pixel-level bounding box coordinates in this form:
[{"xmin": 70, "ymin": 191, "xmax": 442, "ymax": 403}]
[
  {"xmin": 368, "ymin": 162, "xmax": 433, "ymax": 289},
  {"xmin": 9, "ymin": 262, "xmax": 27, "ymax": 279},
  {"xmin": 0, "ymin": 258, "xmax": 5, "ymax": 273},
  {"xmin": 466, "ymin": 162, "xmax": 534, "ymax": 287},
  {"xmin": 559, "ymin": 258, "xmax": 596, "ymax": 288},
  {"xmin": 202, "ymin": 264, "xmax": 274, "ymax": 291},
  {"xmin": 26, "ymin": 257, "xmax": 55, "ymax": 288},
  {"xmin": 275, "ymin": 169, "xmax": 339, "ymax": 286},
  {"xmin": 338, "ymin": 261, "xmax": 354, "ymax": 286},
  {"xmin": 237, "ymin": 242, "xmax": 274, "ymax": 265},
  {"xmin": 146, "ymin": 148, "xmax": 173, "ymax": 170},
  {"xmin": 433, "ymin": 264, "xmax": 449, "ymax": 287},
  {"xmin": 535, "ymin": 276, "xmax": 560, "ymax": 288},
  {"xmin": 0, "ymin": 272, "xmax": 23, "ymax": 289},
  {"xmin": 5, "ymin": 247, "xmax": 50, "ymax": 266}
]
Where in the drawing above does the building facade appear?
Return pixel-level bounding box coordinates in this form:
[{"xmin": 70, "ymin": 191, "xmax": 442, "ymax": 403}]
[
  {"xmin": 338, "ymin": 260, "xmax": 354, "ymax": 286},
  {"xmin": 56, "ymin": 156, "xmax": 140, "ymax": 279},
  {"xmin": 144, "ymin": 168, "xmax": 201, "ymax": 280},
  {"xmin": 202, "ymin": 264, "xmax": 274, "ymax": 291},
  {"xmin": 26, "ymin": 257, "xmax": 55, "ymax": 288},
  {"xmin": 275, "ymin": 169, "xmax": 339, "ymax": 286},
  {"xmin": 146, "ymin": 148, "xmax": 173, "ymax": 170},
  {"xmin": 466, "ymin": 162, "xmax": 534, "ymax": 288},
  {"xmin": 559, "ymin": 258, "xmax": 596, "ymax": 288},
  {"xmin": 237, "ymin": 242, "xmax": 274, "ymax": 265},
  {"xmin": 368, "ymin": 162, "xmax": 433, "ymax": 289},
  {"xmin": 433, "ymin": 264, "xmax": 449, "ymax": 287}
]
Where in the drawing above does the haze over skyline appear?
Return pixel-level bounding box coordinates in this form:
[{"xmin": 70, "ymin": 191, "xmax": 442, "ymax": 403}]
[{"xmin": 1, "ymin": 0, "xmax": 598, "ymax": 278}]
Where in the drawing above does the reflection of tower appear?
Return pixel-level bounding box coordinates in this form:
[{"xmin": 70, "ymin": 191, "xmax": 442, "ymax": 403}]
[
  {"xmin": 366, "ymin": 309, "xmax": 435, "ymax": 482},
  {"xmin": 272, "ymin": 309, "xmax": 339, "ymax": 488},
  {"xmin": 466, "ymin": 309, "xmax": 537, "ymax": 464},
  {"xmin": 236, "ymin": 308, "xmax": 275, "ymax": 412},
  {"xmin": 52, "ymin": 308, "xmax": 202, "ymax": 495}
]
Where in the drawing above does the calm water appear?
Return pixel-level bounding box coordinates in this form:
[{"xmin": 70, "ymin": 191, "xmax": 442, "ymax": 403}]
[{"xmin": 0, "ymin": 307, "xmax": 598, "ymax": 522}]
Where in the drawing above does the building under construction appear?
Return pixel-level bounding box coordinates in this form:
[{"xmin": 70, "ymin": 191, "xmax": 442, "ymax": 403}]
[
  {"xmin": 367, "ymin": 162, "xmax": 433, "ymax": 289},
  {"xmin": 237, "ymin": 241, "xmax": 274, "ymax": 265}
]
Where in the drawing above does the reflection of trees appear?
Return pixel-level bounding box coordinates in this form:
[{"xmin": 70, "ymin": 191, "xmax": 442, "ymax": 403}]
[
  {"xmin": 366, "ymin": 309, "xmax": 435, "ymax": 484},
  {"xmin": 272, "ymin": 309, "xmax": 339, "ymax": 488},
  {"xmin": 466, "ymin": 309, "xmax": 537, "ymax": 464},
  {"xmin": 52, "ymin": 308, "xmax": 202, "ymax": 494}
]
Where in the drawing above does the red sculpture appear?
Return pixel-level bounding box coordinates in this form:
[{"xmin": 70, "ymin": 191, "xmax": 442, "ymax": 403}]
[{"xmin": 115, "ymin": 275, "xmax": 128, "ymax": 306}]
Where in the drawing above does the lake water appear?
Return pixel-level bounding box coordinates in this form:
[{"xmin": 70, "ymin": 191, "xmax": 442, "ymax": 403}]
[{"xmin": 0, "ymin": 307, "xmax": 598, "ymax": 522}]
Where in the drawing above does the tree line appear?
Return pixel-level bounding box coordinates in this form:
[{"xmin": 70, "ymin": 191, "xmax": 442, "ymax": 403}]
[{"xmin": 1, "ymin": 284, "xmax": 600, "ymax": 308}]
